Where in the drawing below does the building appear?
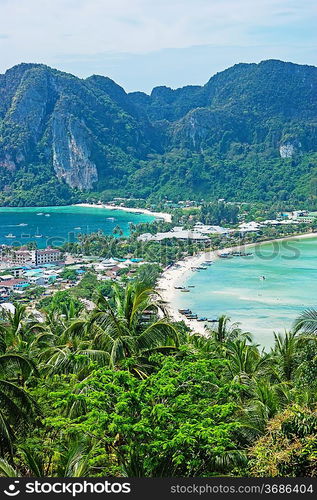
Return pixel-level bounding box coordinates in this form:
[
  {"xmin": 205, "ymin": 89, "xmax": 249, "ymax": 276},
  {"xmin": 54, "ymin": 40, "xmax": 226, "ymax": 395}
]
[
  {"xmin": 10, "ymin": 267, "xmax": 25, "ymax": 278},
  {"xmin": 137, "ymin": 228, "xmax": 211, "ymax": 243},
  {"xmin": 193, "ymin": 223, "xmax": 232, "ymax": 235},
  {"xmin": 35, "ymin": 248, "xmax": 62, "ymax": 265},
  {"xmin": 13, "ymin": 248, "xmax": 36, "ymax": 265},
  {"xmin": 10, "ymin": 247, "xmax": 62, "ymax": 266},
  {"xmin": 238, "ymin": 222, "xmax": 261, "ymax": 233},
  {"xmin": 0, "ymin": 278, "xmax": 28, "ymax": 292}
]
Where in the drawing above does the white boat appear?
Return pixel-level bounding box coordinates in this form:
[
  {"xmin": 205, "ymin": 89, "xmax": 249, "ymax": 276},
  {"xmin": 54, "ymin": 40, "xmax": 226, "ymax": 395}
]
[
  {"xmin": 18, "ymin": 223, "xmax": 28, "ymax": 226},
  {"xmin": 106, "ymin": 217, "xmax": 115, "ymax": 221},
  {"xmin": 5, "ymin": 233, "xmax": 16, "ymax": 238},
  {"xmin": 74, "ymin": 227, "xmax": 81, "ymax": 230},
  {"xmin": 34, "ymin": 227, "xmax": 43, "ymax": 238},
  {"xmin": 44, "ymin": 214, "xmax": 50, "ymax": 217},
  {"xmin": 37, "ymin": 213, "xmax": 44, "ymax": 216}
]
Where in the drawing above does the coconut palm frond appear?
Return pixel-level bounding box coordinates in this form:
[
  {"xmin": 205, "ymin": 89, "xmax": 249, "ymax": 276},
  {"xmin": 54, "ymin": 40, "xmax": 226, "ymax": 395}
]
[
  {"xmin": 0, "ymin": 458, "xmax": 18, "ymax": 477},
  {"xmin": 293, "ymin": 308, "xmax": 317, "ymax": 334}
]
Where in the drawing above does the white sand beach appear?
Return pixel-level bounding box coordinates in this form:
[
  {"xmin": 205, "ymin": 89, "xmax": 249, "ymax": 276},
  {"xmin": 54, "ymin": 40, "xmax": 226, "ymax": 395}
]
[
  {"xmin": 156, "ymin": 231, "xmax": 317, "ymax": 336},
  {"xmin": 75, "ymin": 203, "xmax": 172, "ymax": 223}
]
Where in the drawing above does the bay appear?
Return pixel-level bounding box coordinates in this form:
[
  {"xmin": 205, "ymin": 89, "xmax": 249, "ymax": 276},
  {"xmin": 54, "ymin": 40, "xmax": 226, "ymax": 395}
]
[
  {"xmin": 0, "ymin": 205, "xmax": 154, "ymax": 248},
  {"xmin": 175, "ymin": 236, "xmax": 317, "ymax": 346}
]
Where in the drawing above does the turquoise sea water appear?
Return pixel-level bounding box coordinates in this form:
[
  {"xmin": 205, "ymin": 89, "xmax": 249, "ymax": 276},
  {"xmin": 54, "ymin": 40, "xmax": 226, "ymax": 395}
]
[
  {"xmin": 175, "ymin": 237, "xmax": 317, "ymax": 347},
  {"xmin": 0, "ymin": 206, "xmax": 154, "ymax": 248}
]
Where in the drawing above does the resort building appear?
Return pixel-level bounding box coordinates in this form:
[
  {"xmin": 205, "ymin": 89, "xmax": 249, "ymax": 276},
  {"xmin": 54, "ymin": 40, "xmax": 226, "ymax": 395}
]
[
  {"xmin": 9, "ymin": 247, "xmax": 63, "ymax": 266},
  {"xmin": 193, "ymin": 223, "xmax": 232, "ymax": 235},
  {"xmin": 137, "ymin": 228, "xmax": 211, "ymax": 243},
  {"xmin": 13, "ymin": 248, "xmax": 36, "ymax": 265},
  {"xmin": 238, "ymin": 222, "xmax": 262, "ymax": 233},
  {"xmin": 35, "ymin": 248, "xmax": 62, "ymax": 265}
]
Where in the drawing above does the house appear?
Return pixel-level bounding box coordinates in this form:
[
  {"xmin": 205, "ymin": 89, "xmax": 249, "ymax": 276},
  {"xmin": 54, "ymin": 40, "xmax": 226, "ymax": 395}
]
[{"xmin": 0, "ymin": 278, "xmax": 29, "ymax": 292}]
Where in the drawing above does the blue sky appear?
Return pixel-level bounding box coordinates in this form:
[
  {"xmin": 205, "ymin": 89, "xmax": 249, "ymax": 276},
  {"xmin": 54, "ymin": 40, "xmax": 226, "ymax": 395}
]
[{"xmin": 0, "ymin": 0, "xmax": 316, "ymax": 93}]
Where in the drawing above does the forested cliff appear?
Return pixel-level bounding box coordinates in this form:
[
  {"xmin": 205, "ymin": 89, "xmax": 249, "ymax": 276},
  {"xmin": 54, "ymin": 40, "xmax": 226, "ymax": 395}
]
[{"xmin": 1, "ymin": 59, "xmax": 317, "ymax": 205}]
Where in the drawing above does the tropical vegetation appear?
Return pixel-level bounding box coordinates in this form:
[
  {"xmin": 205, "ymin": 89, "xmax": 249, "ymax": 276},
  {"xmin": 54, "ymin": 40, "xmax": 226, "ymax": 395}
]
[{"xmin": 0, "ymin": 280, "xmax": 316, "ymax": 477}]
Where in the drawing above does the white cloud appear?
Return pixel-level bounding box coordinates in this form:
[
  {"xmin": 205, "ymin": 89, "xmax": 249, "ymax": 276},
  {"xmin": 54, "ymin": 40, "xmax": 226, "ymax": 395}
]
[
  {"xmin": 0, "ymin": 0, "xmax": 316, "ymax": 88},
  {"xmin": 0, "ymin": 0, "xmax": 316, "ymax": 54}
]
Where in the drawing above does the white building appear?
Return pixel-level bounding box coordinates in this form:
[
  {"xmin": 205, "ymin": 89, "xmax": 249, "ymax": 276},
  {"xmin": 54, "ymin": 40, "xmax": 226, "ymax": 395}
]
[
  {"xmin": 238, "ymin": 222, "xmax": 261, "ymax": 233},
  {"xmin": 193, "ymin": 223, "xmax": 232, "ymax": 235},
  {"xmin": 13, "ymin": 249, "xmax": 36, "ymax": 265},
  {"xmin": 35, "ymin": 248, "xmax": 62, "ymax": 265},
  {"xmin": 138, "ymin": 228, "xmax": 211, "ymax": 243}
]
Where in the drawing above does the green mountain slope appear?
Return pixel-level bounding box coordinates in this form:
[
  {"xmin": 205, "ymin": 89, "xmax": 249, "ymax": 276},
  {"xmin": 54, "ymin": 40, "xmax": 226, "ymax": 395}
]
[{"xmin": 0, "ymin": 60, "xmax": 316, "ymax": 205}]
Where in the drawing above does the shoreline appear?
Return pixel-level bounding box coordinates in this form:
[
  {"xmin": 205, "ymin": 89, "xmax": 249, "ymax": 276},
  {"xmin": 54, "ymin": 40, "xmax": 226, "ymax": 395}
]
[
  {"xmin": 74, "ymin": 203, "xmax": 172, "ymax": 223},
  {"xmin": 156, "ymin": 231, "xmax": 317, "ymax": 336}
]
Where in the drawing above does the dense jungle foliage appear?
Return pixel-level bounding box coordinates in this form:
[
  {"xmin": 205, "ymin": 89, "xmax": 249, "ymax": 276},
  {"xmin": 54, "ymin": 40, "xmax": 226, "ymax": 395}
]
[{"xmin": 0, "ymin": 281, "xmax": 316, "ymax": 477}]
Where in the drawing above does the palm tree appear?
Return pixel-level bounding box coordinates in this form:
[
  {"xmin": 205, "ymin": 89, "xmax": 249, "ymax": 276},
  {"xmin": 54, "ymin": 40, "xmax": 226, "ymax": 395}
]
[
  {"xmin": 0, "ymin": 354, "xmax": 38, "ymax": 455},
  {"xmin": 0, "ymin": 303, "xmax": 42, "ymax": 353},
  {"xmin": 85, "ymin": 282, "xmax": 180, "ymax": 376},
  {"xmin": 112, "ymin": 225, "xmax": 123, "ymax": 237},
  {"xmin": 240, "ymin": 380, "xmax": 281, "ymax": 438},
  {"xmin": 225, "ymin": 339, "xmax": 267, "ymax": 378},
  {"xmin": 208, "ymin": 315, "xmax": 252, "ymax": 344},
  {"xmin": 38, "ymin": 319, "xmax": 109, "ymax": 377},
  {"xmin": 0, "ymin": 437, "xmax": 92, "ymax": 477},
  {"xmin": 294, "ymin": 308, "xmax": 317, "ymax": 334},
  {"xmin": 272, "ymin": 331, "xmax": 299, "ymax": 381}
]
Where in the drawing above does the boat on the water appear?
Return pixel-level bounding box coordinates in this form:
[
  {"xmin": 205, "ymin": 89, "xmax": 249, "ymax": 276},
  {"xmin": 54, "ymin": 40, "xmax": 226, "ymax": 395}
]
[
  {"xmin": 34, "ymin": 227, "xmax": 42, "ymax": 238},
  {"xmin": 18, "ymin": 223, "xmax": 28, "ymax": 227},
  {"xmin": 180, "ymin": 288, "xmax": 190, "ymax": 292},
  {"xmin": 5, "ymin": 233, "xmax": 16, "ymax": 239},
  {"xmin": 231, "ymin": 251, "xmax": 252, "ymax": 257},
  {"xmin": 37, "ymin": 213, "xmax": 44, "ymax": 216},
  {"xmin": 74, "ymin": 227, "xmax": 81, "ymax": 230}
]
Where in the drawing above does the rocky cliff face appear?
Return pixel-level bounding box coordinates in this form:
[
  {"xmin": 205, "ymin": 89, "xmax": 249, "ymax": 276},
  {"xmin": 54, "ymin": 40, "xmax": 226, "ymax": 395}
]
[
  {"xmin": 51, "ymin": 114, "xmax": 98, "ymax": 190},
  {"xmin": 0, "ymin": 63, "xmax": 155, "ymax": 191},
  {"xmin": 0, "ymin": 59, "xmax": 317, "ymax": 202}
]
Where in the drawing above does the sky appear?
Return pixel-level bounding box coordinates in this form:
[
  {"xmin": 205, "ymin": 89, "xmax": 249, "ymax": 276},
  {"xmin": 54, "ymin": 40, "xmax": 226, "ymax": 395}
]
[{"xmin": 0, "ymin": 0, "xmax": 316, "ymax": 93}]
